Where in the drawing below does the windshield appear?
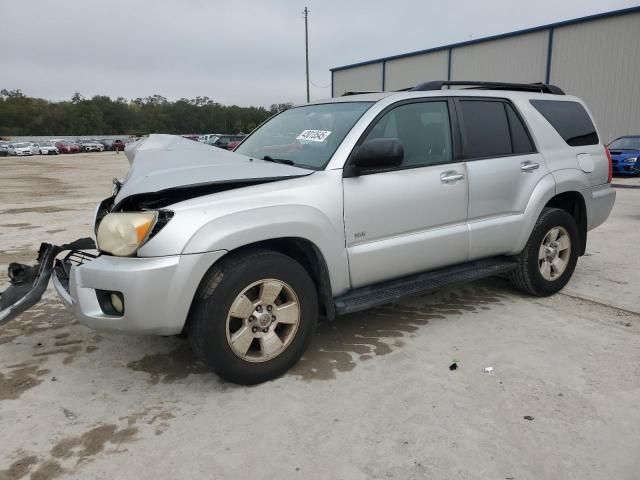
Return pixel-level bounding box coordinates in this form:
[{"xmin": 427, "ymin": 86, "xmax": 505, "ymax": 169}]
[
  {"xmin": 609, "ymin": 137, "xmax": 640, "ymax": 150},
  {"xmin": 14, "ymin": 142, "xmax": 29, "ymax": 148},
  {"xmin": 235, "ymin": 102, "xmax": 373, "ymax": 169},
  {"xmin": 41, "ymin": 141, "xmax": 53, "ymax": 146}
]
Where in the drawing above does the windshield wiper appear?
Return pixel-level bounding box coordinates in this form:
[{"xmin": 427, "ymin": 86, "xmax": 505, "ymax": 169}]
[{"xmin": 262, "ymin": 155, "xmax": 295, "ymax": 166}]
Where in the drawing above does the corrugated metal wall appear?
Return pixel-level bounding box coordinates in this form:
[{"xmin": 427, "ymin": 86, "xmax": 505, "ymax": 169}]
[
  {"xmin": 330, "ymin": 8, "xmax": 640, "ymax": 142},
  {"xmin": 551, "ymin": 11, "xmax": 640, "ymax": 142},
  {"xmin": 333, "ymin": 63, "xmax": 383, "ymax": 97},
  {"xmin": 449, "ymin": 31, "xmax": 548, "ymax": 83},
  {"xmin": 384, "ymin": 50, "xmax": 448, "ymax": 91}
]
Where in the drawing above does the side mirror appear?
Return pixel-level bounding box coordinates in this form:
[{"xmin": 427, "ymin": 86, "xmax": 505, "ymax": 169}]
[{"xmin": 346, "ymin": 138, "xmax": 404, "ymax": 177}]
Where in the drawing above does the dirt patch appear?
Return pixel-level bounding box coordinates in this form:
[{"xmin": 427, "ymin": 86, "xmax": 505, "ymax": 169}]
[
  {"xmin": 290, "ymin": 286, "xmax": 504, "ymax": 381},
  {"xmin": 0, "ymin": 361, "xmax": 50, "ymax": 401},
  {"xmin": 0, "ymin": 223, "xmax": 31, "ymax": 228},
  {"xmin": 30, "ymin": 460, "xmax": 64, "ymax": 480},
  {"xmin": 0, "ymin": 206, "xmax": 69, "ymax": 215},
  {"xmin": 46, "ymin": 229, "xmax": 65, "ymax": 234},
  {"xmin": 0, "ymin": 454, "xmax": 38, "ymax": 480},
  {"xmin": 50, "ymin": 424, "xmax": 138, "ymax": 459},
  {"xmin": 126, "ymin": 343, "xmax": 209, "ymax": 384},
  {"xmin": 1, "ymin": 407, "xmax": 174, "ymax": 480}
]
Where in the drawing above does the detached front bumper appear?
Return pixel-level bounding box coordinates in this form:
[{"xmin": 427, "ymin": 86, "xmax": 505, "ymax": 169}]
[
  {"xmin": 1, "ymin": 240, "xmax": 226, "ymax": 335},
  {"xmin": 52, "ymin": 249, "xmax": 226, "ymax": 335}
]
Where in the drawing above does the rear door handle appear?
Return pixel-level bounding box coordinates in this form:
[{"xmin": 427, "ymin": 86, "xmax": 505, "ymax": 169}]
[
  {"xmin": 520, "ymin": 161, "xmax": 540, "ymax": 172},
  {"xmin": 440, "ymin": 171, "xmax": 465, "ymax": 183}
]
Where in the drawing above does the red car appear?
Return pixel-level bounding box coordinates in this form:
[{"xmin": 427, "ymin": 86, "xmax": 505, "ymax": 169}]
[{"xmin": 55, "ymin": 142, "xmax": 81, "ymax": 154}]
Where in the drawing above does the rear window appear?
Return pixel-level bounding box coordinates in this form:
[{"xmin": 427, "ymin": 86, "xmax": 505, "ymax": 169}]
[
  {"xmin": 458, "ymin": 100, "xmax": 534, "ymax": 158},
  {"xmin": 530, "ymin": 100, "xmax": 598, "ymax": 146}
]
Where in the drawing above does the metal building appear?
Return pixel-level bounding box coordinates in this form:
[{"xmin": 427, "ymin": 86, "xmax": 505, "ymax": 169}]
[{"xmin": 330, "ymin": 6, "xmax": 640, "ymax": 142}]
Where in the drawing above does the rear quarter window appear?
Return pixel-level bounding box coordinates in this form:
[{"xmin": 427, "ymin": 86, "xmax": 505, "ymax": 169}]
[{"xmin": 530, "ymin": 100, "xmax": 598, "ymax": 147}]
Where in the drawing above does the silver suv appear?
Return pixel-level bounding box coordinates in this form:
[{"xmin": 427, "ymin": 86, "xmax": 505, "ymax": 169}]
[{"xmin": 0, "ymin": 81, "xmax": 616, "ymax": 384}]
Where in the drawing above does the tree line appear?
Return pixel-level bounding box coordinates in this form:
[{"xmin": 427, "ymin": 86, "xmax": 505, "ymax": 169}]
[{"xmin": 0, "ymin": 89, "xmax": 293, "ymax": 137}]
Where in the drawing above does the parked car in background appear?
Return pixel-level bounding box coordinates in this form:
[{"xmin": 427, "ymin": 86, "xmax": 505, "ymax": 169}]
[
  {"xmin": 55, "ymin": 141, "xmax": 81, "ymax": 154},
  {"xmin": 32, "ymin": 141, "xmax": 59, "ymax": 155},
  {"xmin": 226, "ymin": 139, "xmax": 242, "ymax": 151},
  {"xmin": 198, "ymin": 133, "xmax": 220, "ymax": 143},
  {"xmin": 100, "ymin": 139, "xmax": 126, "ymax": 151},
  {"xmin": 7, "ymin": 142, "xmax": 33, "ymax": 156},
  {"xmin": 79, "ymin": 139, "xmax": 105, "ymax": 152},
  {"xmin": 608, "ymin": 136, "xmax": 640, "ymax": 175},
  {"xmin": 0, "ymin": 141, "xmax": 8, "ymax": 156},
  {"xmin": 206, "ymin": 134, "xmax": 246, "ymax": 150}
]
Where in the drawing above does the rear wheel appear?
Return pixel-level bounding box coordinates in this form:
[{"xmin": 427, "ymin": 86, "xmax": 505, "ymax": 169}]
[
  {"xmin": 187, "ymin": 250, "xmax": 318, "ymax": 385},
  {"xmin": 510, "ymin": 207, "xmax": 579, "ymax": 296}
]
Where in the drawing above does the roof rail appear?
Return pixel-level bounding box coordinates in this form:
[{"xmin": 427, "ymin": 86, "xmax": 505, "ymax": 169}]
[
  {"xmin": 410, "ymin": 80, "xmax": 565, "ymax": 95},
  {"xmin": 341, "ymin": 91, "xmax": 382, "ymax": 96}
]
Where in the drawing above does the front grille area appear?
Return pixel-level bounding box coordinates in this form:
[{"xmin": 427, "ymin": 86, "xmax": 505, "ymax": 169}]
[{"xmin": 54, "ymin": 250, "xmax": 99, "ymax": 292}]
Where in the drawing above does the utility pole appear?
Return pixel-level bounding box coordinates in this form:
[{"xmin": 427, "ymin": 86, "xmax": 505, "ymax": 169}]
[{"xmin": 303, "ymin": 6, "xmax": 310, "ymax": 102}]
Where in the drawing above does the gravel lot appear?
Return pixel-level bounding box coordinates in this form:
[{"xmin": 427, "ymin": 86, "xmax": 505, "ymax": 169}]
[{"xmin": 1, "ymin": 153, "xmax": 639, "ymax": 480}]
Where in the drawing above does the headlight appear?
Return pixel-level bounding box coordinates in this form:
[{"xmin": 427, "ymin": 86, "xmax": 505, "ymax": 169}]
[
  {"xmin": 96, "ymin": 212, "xmax": 158, "ymax": 256},
  {"xmin": 626, "ymin": 157, "xmax": 637, "ymax": 163}
]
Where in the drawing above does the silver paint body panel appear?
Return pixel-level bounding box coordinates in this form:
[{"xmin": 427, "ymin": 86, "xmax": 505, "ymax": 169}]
[{"xmin": 57, "ymin": 90, "xmax": 615, "ymax": 334}]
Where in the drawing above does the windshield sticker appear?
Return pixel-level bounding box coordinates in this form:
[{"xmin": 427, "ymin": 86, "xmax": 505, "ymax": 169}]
[{"xmin": 296, "ymin": 130, "xmax": 332, "ymax": 143}]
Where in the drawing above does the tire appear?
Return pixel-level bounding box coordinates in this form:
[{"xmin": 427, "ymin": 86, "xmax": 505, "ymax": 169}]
[
  {"xmin": 509, "ymin": 207, "xmax": 579, "ymax": 296},
  {"xmin": 187, "ymin": 249, "xmax": 318, "ymax": 385}
]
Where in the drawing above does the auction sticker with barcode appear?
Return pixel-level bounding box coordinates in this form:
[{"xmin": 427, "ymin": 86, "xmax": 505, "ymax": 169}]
[{"xmin": 296, "ymin": 130, "xmax": 332, "ymax": 142}]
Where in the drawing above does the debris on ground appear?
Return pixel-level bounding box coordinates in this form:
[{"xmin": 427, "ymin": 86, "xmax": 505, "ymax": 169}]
[
  {"xmin": 523, "ymin": 415, "xmax": 535, "ymax": 421},
  {"xmin": 483, "ymin": 366, "xmax": 494, "ymax": 374}
]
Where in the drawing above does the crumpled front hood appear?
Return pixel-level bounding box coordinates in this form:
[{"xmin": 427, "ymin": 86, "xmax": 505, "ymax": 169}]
[{"xmin": 114, "ymin": 134, "xmax": 312, "ymax": 205}]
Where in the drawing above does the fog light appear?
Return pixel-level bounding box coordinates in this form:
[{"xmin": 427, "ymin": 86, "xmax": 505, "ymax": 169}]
[{"xmin": 110, "ymin": 293, "xmax": 124, "ymax": 314}]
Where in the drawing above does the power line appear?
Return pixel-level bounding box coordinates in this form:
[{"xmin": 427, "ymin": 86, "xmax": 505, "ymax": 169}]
[{"xmin": 309, "ymin": 80, "xmax": 331, "ymax": 89}]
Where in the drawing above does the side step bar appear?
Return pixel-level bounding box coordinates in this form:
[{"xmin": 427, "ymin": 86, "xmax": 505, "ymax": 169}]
[{"xmin": 334, "ymin": 257, "xmax": 517, "ymax": 315}]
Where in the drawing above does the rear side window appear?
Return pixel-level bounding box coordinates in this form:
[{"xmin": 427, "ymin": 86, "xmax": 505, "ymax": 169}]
[
  {"xmin": 530, "ymin": 100, "xmax": 598, "ymax": 146},
  {"xmin": 459, "ymin": 100, "xmax": 511, "ymax": 158},
  {"xmin": 458, "ymin": 100, "xmax": 534, "ymax": 158}
]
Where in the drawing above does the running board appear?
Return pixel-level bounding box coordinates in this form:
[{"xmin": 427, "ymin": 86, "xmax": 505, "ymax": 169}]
[{"xmin": 334, "ymin": 257, "xmax": 517, "ymax": 315}]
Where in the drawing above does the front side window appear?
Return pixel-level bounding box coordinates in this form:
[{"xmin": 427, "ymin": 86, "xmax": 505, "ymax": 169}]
[
  {"xmin": 235, "ymin": 102, "xmax": 373, "ymax": 170},
  {"xmin": 530, "ymin": 99, "xmax": 598, "ymax": 147},
  {"xmin": 361, "ymin": 101, "xmax": 452, "ymax": 168}
]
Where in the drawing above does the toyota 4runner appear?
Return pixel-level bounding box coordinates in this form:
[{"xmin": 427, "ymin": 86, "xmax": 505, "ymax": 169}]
[{"xmin": 0, "ymin": 80, "xmax": 616, "ymax": 385}]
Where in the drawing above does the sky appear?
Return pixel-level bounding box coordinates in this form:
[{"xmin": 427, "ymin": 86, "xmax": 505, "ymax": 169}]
[{"xmin": 1, "ymin": 0, "xmax": 637, "ymax": 107}]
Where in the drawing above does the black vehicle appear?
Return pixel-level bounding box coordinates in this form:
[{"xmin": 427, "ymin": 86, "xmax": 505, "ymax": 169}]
[{"xmin": 0, "ymin": 141, "xmax": 8, "ymax": 156}]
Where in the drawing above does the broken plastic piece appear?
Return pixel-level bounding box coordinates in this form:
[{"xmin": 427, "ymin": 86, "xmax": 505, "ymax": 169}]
[{"xmin": 484, "ymin": 366, "xmax": 494, "ymax": 374}]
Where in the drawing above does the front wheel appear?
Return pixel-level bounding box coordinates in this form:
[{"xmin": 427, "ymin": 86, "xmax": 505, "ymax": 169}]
[
  {"xmin": 509, "ymin": 207, "xmax": 579, "ymax": 296},
  {"xmin": 187, "ymin": 250, "xmax": 318, "ymax": 385}
]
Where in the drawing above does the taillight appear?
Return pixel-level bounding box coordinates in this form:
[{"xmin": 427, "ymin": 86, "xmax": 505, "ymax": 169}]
[{"xmin": 605, "ymin": 146, "xmax": 613, "ymax": 183}]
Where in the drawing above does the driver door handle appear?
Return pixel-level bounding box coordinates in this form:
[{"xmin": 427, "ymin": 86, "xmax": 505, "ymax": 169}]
[{"xmin": 440, "ymin": 171, "xmax": 465, "ymax": 183}]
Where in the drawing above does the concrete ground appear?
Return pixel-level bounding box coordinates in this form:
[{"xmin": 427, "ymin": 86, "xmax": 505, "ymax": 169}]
[{"xmin": 0, "ymin": 153, "xmax": 638, "ymax": 480}]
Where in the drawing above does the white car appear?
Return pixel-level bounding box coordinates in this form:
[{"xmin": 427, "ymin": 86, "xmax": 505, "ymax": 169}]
[
  {"xmin": 8, "ymin": 142, "xmax": 33, "ymax": 156},
  {"xmin": 79, "ymin": 140, "xmax": 105, "ymax": 152},
  {"xmin": 32, "ymin": 142, "xmax": 59, "ymax": 155}
]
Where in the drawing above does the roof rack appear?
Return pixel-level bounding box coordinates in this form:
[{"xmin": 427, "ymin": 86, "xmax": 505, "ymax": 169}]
[
  {"xmin": 341, "ymin": 91, "xmax": 382, "ymax": 96},
  {"xmin": 410, "ymin": 80, "xmax": 565, "ymax": 95}
]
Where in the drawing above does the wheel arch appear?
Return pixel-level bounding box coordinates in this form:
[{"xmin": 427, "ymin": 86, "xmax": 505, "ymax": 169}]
[
  {"xmin": 190, "ymin": 237, "xmax": 336, "ymax": 324},
  {"xmin": 544, "ymin": 190, "xmax": 588, "ymax": 256}
]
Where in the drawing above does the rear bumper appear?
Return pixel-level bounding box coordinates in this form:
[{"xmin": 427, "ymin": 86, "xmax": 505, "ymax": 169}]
[
  {"xmin": 52, "ymin": 250, "xmax": 226, "ymax": 335},
  {"xmin": 586, "ymin": 184, "xmax": 616, "ymax": 231}
]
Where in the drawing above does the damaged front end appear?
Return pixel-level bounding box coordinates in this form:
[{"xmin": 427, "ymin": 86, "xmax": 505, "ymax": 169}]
[{"xmin": 0, "ymin": 238, "xmax": 96, "ymax": 326}]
